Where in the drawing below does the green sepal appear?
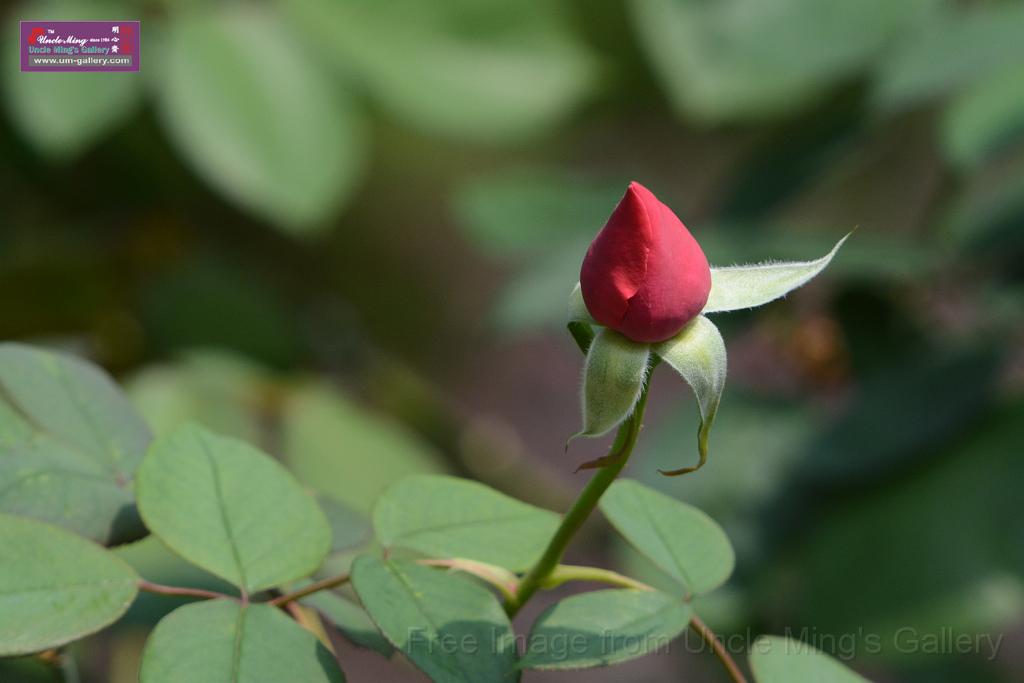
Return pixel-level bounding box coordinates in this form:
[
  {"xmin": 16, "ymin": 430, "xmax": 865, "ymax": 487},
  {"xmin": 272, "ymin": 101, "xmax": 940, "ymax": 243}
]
[
  {"xmin": 703, "ymin": 233, "xmax": 849, "ymax": 313},
  {"xmin": 567, "ymin": 282, "xmax": 597, "ymax": 353},
  {"xmin": 571, "ymin": 328, "xmax": 651, "ymax": 445},
  {"xmin": 567, "ymin": 282, "xmax": 596, "ymax": 325},
  {"xmin": 567, "ymin": 321, "xmax": 595, "ymax": 354},
  {"xmin": 653, "ymin": 316, "xmax": 726, "ymax": 476}
]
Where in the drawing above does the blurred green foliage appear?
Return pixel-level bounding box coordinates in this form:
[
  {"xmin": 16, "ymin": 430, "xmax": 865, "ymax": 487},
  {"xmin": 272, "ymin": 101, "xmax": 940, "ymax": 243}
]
[{"xmin": 2, "ymin": 0, "xmax": 1024, "ymax": 680}]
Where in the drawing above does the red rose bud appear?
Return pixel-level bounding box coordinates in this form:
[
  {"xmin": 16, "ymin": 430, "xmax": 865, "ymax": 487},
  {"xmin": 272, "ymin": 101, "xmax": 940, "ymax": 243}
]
[{"xmin": 580, "ymin": 182, "xmax": 711, "ymax": 343}]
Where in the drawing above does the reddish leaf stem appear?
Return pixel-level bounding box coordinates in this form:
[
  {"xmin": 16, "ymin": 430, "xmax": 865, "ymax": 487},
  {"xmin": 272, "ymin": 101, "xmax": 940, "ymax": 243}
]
[
  {"xmin": 690, "ymin": 614, "xmax": 749, "ymax": 683},
  {"xmin": 270, "ymin": 572, "xmax": 351, "ymax": 607},
  {"xmin": 137, "ymin": 580, "xmax": 231, "ymax": 601}
]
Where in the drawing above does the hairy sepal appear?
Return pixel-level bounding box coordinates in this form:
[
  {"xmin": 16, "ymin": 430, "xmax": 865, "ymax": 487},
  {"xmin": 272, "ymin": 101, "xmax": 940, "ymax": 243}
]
[
  {"xmin": 653, "ymin": 316, "xmax": 726, "ymax": 476},
  {"xmin": 703, "ymin": 234, "xmax": 849, "ymax": 313},
  {"xmin": 571, "ymin": 328, "xmax": 651, "ymax": 444}
]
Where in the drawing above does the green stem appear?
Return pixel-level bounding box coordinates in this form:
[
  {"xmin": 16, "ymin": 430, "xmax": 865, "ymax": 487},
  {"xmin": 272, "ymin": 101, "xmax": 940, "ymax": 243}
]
[
  {"xmin": 504, "ymin": 387, "xmax": 649, "ymax": 617},
  {"xmin": 59, "ymin": 651, "xmax": 79, "ymax": 683}
]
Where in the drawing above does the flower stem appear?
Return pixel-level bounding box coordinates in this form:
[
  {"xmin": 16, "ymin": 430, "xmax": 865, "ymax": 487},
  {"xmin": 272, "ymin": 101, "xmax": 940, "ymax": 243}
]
[
  {"xmin": 270, "ymin": 571, "xmax": 351, "ymax": 607},
  {"xmin": 504, "ymin": 387, "xmax": 649, "ymax": 618},
  {"xmin": 690, "ymin": 614, "xmax": 749, "ymax": 683}
]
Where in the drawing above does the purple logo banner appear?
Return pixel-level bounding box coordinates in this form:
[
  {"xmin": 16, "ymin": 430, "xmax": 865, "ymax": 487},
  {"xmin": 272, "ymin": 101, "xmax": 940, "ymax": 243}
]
[{"xmin": 21, "ymin": 20, "xmax": 139, "ymax": 72}]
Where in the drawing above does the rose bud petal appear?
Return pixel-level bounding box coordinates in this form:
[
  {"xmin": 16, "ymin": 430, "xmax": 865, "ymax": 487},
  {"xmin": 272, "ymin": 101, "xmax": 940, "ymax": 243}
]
[{"xmin": 580, "ymin": 182, "xmax": 711, "ymax": 343}]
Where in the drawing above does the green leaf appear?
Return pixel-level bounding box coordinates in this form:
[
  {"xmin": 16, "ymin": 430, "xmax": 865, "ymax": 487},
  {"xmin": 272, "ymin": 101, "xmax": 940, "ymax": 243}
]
[
  {"xmin": 716, "ymin": 105, "xmax": 862, "ymax": 221},
  {"xmin": 151, "ymin": 4, "xmax": 364, "ymax": 234},
  {"xmin": 284, "ymin": 0, "xmax": 595, "ymax": 143},
  {"xmin": 299, "ymin": 589, "xmax": 393, "ymax": 657},
  {"xmin": 520, "ymin": 589, "xmax": 691, "ymax": 670},
  {"xmin": 632, "ymin": 0, "xmax": 935, "ymax": 123},
  {"xmin": 943, "ymin": 159, "xmax": 1024, "ymax": 252},
  {"xmin": 126, "ymin": 350, "xmax": 269, "ymax": 444},
  {"xmin": 453, "ymin": 170, "xmax": 623, "ymax": 257},
  {"xmin": 749, "ymin": 636, "xmax": 870, "ymax": 682},
  {"xmin": 493, "ymin": 236, "xmax": 591, "ymax": 334},
  {"xmin": 0, "ymin": 344, "xmax": 151, "ymax": 476},
  {"xmin": 136, "ymin": 423, "xmax": 330, "ymax": 593},
  {"xmin": 139, "ymin": 600, "xmax": 344, "ymax": 683},
  {"xmin": 941, "ymin": 63, "xmax": 1024, "ymax": 170},
  {"xmin": 1, "ymin": 0, "xmax": 140, "ymax": 159},
  {"xmin": 630, "ymin": 394, "xmax": 813, "ymax": 565},
  {"xmin": 0, "ymin": 343, "xmax": 152, "ymax": 544},
  {"xmin": 600, "ymin": 480, "xmax": 734, "ymax": 597},
  {"xmin": 653, "ymin": 316, "xmax": 726, "ymax": 475},
  {"xmin": 787, "ymin": 404, "xmax": 1024, "ymax": 653},
  {"xmin": 0, "ymin": 439, "xmax": 141, "ymax": 547},
  {"xmin": 574, "ymin": 328, "xmax": 650, "ymax": 440},
  {"xmin": 0, "ymin": 514, "xmax": 138, "ymax": 655},
  {"xmin": 448, "ymin": 168, "xmax": 620, "ymax": 334},
  {"xmin": 374, "ymin": 475, "xmax": 560, "ymax": 572},
  {"xmin": 351, "ymin": 556, "xmax": 518, "ymax": 683},
  {"xmin": 282, "ymin": 382, "xmax": 447, "ymax": 513},
  {"xmin": 872, "ymin": 3, "xmax": 1024, "ymax": 112},
  {"xmin": 703, "ymin": 234, "xmax": 848, "ymax": 313},
  {"xmin": 138, "ymin": 258, "xmax": 303, "ymax": 367},
  {"xmin": 317, "ymin": 494, "xmax": 372, "ymax": 554},
  {"xmin": 792, "ymin": 347, "xmax": 999, "ymax": 487}
]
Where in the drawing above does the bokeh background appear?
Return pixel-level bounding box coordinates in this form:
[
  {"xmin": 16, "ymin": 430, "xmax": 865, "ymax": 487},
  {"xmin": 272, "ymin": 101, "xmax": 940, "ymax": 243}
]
[{"xmin": 2, "ymin": 0, "xmax": 1024, "ymax": 681}]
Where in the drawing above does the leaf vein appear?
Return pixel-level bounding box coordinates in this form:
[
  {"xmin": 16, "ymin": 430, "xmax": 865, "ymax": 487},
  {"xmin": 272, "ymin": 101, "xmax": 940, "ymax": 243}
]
[{"xmin": 198, "ymin": 435, "xmax": 248, "ymax": 592}]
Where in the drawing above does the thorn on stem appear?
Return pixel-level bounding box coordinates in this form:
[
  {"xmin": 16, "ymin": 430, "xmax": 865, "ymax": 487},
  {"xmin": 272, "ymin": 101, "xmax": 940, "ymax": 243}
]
[{"xmin": 574, "ymin": 451, "xmax": 625, "ymax": 472}]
